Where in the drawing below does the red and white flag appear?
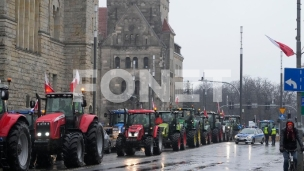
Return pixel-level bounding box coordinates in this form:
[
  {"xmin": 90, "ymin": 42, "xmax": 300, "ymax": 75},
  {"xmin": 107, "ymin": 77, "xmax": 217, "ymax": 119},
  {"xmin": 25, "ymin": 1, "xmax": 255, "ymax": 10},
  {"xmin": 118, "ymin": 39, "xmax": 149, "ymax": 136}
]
[
  {"xmin": 175, "ymin": 96, "xmax": 179, "ymax": 105},
  {"xmin": 152, "ymin": 97, "xmax": 155, "ymax": 109},
  {"xmin": 221, "ymin": 109, "xmax": 225, "ymax": 117},
  {"xmin": 45, "ymin": 73, "xmax": 54, "ymax": 94},
  {"xmin": 266, "ymin": 35, "xmax": 295, "ymax": 57},
  {"xmin": 217, "ymin": 102, "xmax": 221, "ymax": 114},
  {"xmin": 30, "ymin": 99, "xmax": 38, "ymax": 112},
  {"xmin": 70, "ymin": 70, "xmax": 80, "ymax": 92},
  {"xmin": 203, "ymin": 107, "xmax": 208, "ymax": 117}
]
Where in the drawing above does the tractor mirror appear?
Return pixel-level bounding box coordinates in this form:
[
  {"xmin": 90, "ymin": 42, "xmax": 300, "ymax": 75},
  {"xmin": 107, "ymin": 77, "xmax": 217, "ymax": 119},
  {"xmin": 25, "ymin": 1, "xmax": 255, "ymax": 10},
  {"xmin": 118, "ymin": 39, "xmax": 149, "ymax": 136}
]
[
  {"xmin": 155, "ymin": 113, "xmax": 159, "ymax": 118},
  {"xmin": 104, "ymin": 113, "xmax": 108, "ymax": 117},
  {"xmin": 82, "ymin": 100, "xmax": 87, "ymax": 107},
  {"xmin": 118, "ymin": 114, "xmax": 121, "ymax": 118},
  {"xmin": 29, "ymin": 100, "xmax": 36, "ymax": 108},
  {"xmin": 1, "ymin": 89, "xmax": 9, "ymax": 100}
]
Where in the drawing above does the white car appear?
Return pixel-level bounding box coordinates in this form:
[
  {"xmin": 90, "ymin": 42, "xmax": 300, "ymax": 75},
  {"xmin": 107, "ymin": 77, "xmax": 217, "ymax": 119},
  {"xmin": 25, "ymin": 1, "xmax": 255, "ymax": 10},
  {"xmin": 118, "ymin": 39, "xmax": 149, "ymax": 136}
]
[{"xmin": 235, "ymin": 128, "xmax": 265, "ymax": 144}]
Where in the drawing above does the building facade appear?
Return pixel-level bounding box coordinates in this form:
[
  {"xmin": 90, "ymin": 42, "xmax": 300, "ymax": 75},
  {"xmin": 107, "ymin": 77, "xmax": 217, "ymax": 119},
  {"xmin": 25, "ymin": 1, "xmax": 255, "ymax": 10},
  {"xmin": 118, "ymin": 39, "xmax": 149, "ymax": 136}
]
[
  {"xmin": 0, "ymin": 0, "xmax": 97, "ymax": 111},
  {"xmin": 98, "ymin": 0, "xmax": 184, "ymax": 119}
]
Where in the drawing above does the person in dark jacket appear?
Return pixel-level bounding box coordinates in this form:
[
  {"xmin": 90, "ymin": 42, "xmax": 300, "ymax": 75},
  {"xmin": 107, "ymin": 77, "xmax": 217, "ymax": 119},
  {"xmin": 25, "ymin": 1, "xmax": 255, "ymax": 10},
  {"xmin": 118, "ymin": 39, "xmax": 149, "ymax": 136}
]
[{"xmin": 279, "ymin": 120, "xmax": 304, "ymax": 171}]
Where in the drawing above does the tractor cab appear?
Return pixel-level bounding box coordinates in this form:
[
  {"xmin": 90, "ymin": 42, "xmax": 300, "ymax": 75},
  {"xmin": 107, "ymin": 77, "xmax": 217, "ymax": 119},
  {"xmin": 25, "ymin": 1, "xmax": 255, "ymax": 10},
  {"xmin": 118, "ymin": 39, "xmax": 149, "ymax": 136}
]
[
  {"xmin": 43, "ymin": 92, "xmax": 87, "ymax": 129},
  {"xmin": 126, "ymin": 109, "xmax": 156, "ymax": 134}
]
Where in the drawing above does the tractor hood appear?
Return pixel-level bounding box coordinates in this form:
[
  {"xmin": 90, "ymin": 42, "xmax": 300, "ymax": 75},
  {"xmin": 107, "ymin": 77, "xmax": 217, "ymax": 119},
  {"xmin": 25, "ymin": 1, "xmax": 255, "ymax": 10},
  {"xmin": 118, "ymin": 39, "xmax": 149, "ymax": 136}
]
[
  {"xmin": 128, "ymin": 124, "xmax": 143, "ymax": 133},
  {"xmin": 158, "ymin": 123, "xmax": 168, "ymax": 128},
  {"xmin": 36, "ymin": 113, "xmax": 65, "ymax": 123},
  {"xmin": 114, "ymin": 122, "xmax": 124, "ymax": 128}
]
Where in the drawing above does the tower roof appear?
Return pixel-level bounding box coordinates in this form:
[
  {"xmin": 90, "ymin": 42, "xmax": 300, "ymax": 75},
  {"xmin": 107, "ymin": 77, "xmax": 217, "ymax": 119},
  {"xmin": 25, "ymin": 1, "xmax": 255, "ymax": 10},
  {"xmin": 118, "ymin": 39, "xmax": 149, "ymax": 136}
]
[
  {"xmin": 162, "ymin": 19, "xmax": 175, "ymax": 35},
  {"xmin": 98, "ymin": 7, "xmax": 107, "ymax": 39}
]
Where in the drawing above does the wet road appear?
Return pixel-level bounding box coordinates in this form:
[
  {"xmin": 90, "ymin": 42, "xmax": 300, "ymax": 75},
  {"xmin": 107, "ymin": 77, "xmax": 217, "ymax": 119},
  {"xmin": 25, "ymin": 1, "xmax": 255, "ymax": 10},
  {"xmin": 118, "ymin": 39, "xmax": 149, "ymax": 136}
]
[{"xmin": 30, "ymin": 142, "xmax": 283, "ymax": 171}]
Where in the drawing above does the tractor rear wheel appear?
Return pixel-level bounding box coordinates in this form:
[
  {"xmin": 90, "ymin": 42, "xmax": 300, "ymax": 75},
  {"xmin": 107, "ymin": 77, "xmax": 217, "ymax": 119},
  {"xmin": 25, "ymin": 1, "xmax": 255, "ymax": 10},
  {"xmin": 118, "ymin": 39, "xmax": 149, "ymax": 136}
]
[
  {"xmin": 187, "ymin": 130, "xmax": 197, "ymax": 148},
  {"xmin": 84, "ymin": 122, "xmax": 104, "ymax": 165},
  {"xmin": 171, "ymin": 132, "xmax": 181, "ymax": 151},
  {"xmin": 116, "ymin": 136, "xmax": 125, "ymax": 156},
  {"xmin": 63, "ymin": 132, "xmax": 84, "ymax": 168},
  {"xmin": 6, "ymin": 121, "xmax": 31, "ymax": 171},
  {"xmin": 196, "ymin": 128, "xmax": 201, "ymax": 147},
  {"xmin": 144, "ymin": 136, "xmax": 154, "ymax": 156}
]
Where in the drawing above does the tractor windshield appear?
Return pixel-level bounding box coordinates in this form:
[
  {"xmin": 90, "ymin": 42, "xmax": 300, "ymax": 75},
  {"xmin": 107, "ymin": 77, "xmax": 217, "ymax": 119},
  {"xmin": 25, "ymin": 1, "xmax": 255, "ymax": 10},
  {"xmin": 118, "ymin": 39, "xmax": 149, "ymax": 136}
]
[
  {"xmin": 259, "ymin": 122, "xmax": 274, "ymax": 129},
  {"xmin": 46, "ymin": 97, "xmax": 73, "ymax": 116},
  {"xmin": 111, "ymin": 114, "xmax": 125, "ymax": 125},
  {"xmin": 0, "ymin": 98, "xmax": 4, "ymax": 116},
  {"xmin": 159, "ymin": 112, "xmax": 173, "ymax": 123},
  {"xmin": 127, "ymin": 113, "xmax": 155, "ymax": 128}
]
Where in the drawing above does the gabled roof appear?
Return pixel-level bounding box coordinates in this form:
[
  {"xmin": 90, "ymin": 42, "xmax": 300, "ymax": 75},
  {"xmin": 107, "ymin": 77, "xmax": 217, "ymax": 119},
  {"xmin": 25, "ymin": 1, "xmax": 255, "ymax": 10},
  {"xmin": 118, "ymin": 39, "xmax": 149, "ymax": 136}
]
[
  {"xmin": 98, "ymin": 7, "xmax": 107, "ymax": 39},
  {"xmin": 162, "ymin": 19, "xmax": 175, "ymax": 35},
  {"xmin": 102, "ymin": 5, "xmax": 166, "ymax": 48}
]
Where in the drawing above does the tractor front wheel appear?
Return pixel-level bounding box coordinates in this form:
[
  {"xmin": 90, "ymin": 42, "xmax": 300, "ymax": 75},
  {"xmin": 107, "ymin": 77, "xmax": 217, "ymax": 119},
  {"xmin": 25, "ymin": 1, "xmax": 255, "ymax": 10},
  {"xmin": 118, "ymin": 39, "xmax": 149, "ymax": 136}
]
[
  {"xmin": 84, "ymin": 122, "xmax": 104, "ymax": 165},
  {"xmin": 144, "ymin": 136, "xmax": 154, "ymax": 156},
  {"xmin": 63, "ymin": 132, "xmax": 85, "ymax": 168},
  {"xmin": 153, "ymin": 128, "xmax": 163, "ymax": 155},
  {"xmin": 6, "ymin": 121, "xmax": 31, "ymax": 171},
  {"xmin": 116, "ymin": 136, "xmax": 125, "ymax": 156},
  {"xmin": 187, "ymin": 130, "xmax": 197, "ymax": 148},
  {"xmin": 171, "ymin": 133, "xmax": 181, "ymax": 151}
]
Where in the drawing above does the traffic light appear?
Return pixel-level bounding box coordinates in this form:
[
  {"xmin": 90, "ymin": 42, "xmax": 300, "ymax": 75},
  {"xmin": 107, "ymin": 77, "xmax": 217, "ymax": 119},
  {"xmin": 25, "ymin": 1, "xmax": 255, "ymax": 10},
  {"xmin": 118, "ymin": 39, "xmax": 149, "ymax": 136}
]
[
  {"xmin": 287, "ymin": 113, "xmax": 291, "ymax": 119},
  {"xmin": 232, "ymin": 102, "xmax": 234, "ymax": 109},
  {"xmin": 265, "ymin": 102, "xmax": 270, "ymax": 110},
  {"xmin": 229, "ymin": 101, "xmax": 232, "ymax": 109},
  {"xmin": 282, "ymin": 102, "xmax": 285, "ymax": 107},
  {"xmin": 253, "ymin": 118, "xmax": 256, "ymax": 122},
  {"xmin": 247, "ymin": 102, "xmax": 251, "ymax": 109}
]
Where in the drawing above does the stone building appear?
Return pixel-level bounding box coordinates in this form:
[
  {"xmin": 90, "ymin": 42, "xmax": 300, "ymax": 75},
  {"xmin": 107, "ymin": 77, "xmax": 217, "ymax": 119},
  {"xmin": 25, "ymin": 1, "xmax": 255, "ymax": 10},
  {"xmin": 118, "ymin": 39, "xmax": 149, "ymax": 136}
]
[
  {"xmin": 0, "ymin": 0, "xmax": 97, "ymax": 111},
  {"xmin": 98, "ymin": 0, "xmax": 184, "ymax": 117}
]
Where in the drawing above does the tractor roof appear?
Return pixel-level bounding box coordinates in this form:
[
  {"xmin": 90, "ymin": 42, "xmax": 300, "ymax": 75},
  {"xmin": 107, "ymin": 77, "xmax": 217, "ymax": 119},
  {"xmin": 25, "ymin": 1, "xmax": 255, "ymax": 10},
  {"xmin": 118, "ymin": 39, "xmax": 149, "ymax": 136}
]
[
  {"xmin": 128, "ymin": 109, "xmax": 155, "ymax": 114},
  {"xmin": 172, "ymin": 108, "xmax": 195, "ymax": 111},
  {"xmin": 45, "ymin": 92, "xmax": 83, "ymax": 97},
  {"xmin": 111, "ymin": 109, "xmax": 127, "ymax": 114},
  {"xmin": 224, "ymin": 115, "xmax": 240, "ymax": 118},
  {"xmin": 157, "ymin": 111, "xmax": 171, "ymax": 113}
]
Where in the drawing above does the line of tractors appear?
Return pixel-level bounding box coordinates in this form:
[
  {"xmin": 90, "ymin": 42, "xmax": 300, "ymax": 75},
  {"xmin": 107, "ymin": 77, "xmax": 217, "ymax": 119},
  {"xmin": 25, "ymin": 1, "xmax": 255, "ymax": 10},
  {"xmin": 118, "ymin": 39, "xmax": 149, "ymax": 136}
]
[
  {"xmin": 103, "ymin": 106, "xmax": 242, "ymax": 156},
  {"xmin": 0, "ymin": 78, "xmax": 243, "ymax": 171},
  {"xmin": 0, "ymin": 79, "xmax": 105, "ymax": 171}
]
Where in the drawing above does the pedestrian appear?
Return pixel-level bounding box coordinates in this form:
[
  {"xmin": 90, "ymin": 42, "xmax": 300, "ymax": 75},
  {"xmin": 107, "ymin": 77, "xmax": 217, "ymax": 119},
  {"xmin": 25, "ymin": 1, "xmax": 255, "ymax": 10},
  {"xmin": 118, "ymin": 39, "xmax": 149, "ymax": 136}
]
[
  {"xmin": 271, "ymin": 124, "xmax": 277, "ymax": 146},
  {"xmin": 263, "ymin": 124, "xmax": 271, "ymax": 145},
  {"xmin": 279, "ymin": 120, "xmax": 304, "ymax": 171}
]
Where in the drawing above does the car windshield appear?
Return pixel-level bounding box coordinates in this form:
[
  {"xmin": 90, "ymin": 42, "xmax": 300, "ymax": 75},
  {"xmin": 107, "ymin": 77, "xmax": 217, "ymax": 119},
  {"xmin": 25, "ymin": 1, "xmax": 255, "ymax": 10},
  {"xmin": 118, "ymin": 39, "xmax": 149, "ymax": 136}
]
[
  {"xmin": 240, "ymin": 129, "xmax": 255, "ymax": 134},
  {"xmin": 159, "ymin": 112, "xmax": 173, "ymax": 123},
  {"xmin": 46, "ymin": 97, "xmax": 73, "ymax": 116},
  {"xmin": 127, "ymin": 113, "xmax": 155, "ymax": 127}
]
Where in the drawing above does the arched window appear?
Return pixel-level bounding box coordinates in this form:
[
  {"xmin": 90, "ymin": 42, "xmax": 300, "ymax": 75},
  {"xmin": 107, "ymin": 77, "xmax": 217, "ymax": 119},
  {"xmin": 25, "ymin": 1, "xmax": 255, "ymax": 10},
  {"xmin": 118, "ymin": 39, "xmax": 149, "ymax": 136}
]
[
  {"xmin": 125, "ymin": 34, "xmax": 129, "ymax": 44},
  {"xmin": 133, "ymin": 57, "xmax": 138, "ymax": 69},
  {"xmin": 143, "ymin": 57, "xmax": 149, "ymax": 68},
  {"xmin": 135, "ymin": 81, "xmax": 140, "ymax": 95},
  {"xmin": 125, "ymin": 57, "xmax": 131, "ymax": 68},
  {"xmin": 115, "ymin": 57, "xmax": 120, "ymax": 68},
  {"xmin": 121, "ymin": 80, "xmax": 126, "ymax": 93}
]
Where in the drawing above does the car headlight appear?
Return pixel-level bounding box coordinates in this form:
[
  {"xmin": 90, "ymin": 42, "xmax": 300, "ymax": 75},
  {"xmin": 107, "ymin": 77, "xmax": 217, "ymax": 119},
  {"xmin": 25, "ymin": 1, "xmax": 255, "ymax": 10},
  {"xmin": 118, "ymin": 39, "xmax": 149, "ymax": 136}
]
[{"xmin": 234, "ymin": 135, "xmax": 238, "ymax": 139}]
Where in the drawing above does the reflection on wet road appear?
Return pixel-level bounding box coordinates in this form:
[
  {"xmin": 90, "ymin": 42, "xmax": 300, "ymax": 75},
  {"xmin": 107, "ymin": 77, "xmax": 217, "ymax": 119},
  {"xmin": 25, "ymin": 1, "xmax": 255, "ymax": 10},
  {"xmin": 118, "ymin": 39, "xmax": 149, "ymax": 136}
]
[{"xmin": 30, "ymin": 142, "xmax": 283, "ymax": 171}]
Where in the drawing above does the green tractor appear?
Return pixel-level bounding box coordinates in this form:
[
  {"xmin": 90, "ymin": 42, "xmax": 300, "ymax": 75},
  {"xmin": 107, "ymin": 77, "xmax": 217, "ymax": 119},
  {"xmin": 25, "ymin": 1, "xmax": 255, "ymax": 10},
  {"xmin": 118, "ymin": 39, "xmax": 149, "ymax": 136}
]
[
  {"xmin": 195, "ymin": 111, "xmax": 212, "ymax": 145},
  {"xmin": 171, "ymin": 107, "xmax": 201, "ymax": 148},
  {"xmin": 207, "ymin": 111, "xmax": 224, "ymax": 143},
  {"xmin": 156, "ymin": 110, "xmax": 187, "ymax": 151},
  {"xmin": 224, "ymin": 115, "xmax": 242, "ymax": 141}
]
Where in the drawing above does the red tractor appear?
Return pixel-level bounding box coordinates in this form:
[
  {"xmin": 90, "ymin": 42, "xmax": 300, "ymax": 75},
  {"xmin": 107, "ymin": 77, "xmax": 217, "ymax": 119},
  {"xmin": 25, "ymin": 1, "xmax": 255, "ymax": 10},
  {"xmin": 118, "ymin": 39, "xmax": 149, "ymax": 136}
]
[
  {"xmin": 32, "ymin": 92, "xmax": 104, "ymax": 168},
  {"xmin": 113, "ymin": 109, "xmax": 163, "ymax": 156},
  {"xmin": 0, "ymin": 80, "xmax": 32, "ymax": 171}
]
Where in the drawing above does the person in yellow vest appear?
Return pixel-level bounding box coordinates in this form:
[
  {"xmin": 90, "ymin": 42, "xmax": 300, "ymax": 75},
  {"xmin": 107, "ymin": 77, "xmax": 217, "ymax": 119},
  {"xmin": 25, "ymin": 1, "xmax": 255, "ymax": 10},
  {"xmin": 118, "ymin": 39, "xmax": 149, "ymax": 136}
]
[
  {"xmin": 263, "ymin": 124, "xmax": 271, "ymax": 146},
  {"xmin": 271, "ymin": 124, "xmax": 277, "ymax": 146}
]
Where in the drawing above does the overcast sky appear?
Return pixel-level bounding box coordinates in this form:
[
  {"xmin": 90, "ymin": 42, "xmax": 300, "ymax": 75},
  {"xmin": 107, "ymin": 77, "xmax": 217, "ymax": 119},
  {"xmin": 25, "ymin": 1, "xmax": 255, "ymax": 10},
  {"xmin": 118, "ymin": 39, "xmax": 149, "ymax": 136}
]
[{"xmin": 99, "ymin": 0, "xmax": 301, "ymax": 85}]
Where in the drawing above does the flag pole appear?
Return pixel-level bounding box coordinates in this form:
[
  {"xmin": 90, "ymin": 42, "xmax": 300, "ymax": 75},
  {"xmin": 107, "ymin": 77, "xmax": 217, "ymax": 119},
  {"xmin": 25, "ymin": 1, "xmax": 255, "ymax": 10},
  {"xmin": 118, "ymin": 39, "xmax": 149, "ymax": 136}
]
[
  {"xmin": 93, "ymin": 4, "xmax": 98, "ymax": 115},
  {"xmin": 240, "ymin": 26, "xmax": 243, "ymax": 124},
  {"xmin": 280, "ymin": 51, "xmax": 283, "ymax": 109}
]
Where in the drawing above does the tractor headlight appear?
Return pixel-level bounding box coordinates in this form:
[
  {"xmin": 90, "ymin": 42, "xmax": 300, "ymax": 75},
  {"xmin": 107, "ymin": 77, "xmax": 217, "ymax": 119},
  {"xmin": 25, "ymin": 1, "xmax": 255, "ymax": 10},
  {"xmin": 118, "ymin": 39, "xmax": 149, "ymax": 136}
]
[
  {"xmin": 45, "ymin": 132, "xmax": 50, "ymax": 136},
  {"xmin": 37, "ymin": 132, "xmax": 42, "ymax": 136},
  {"xmin": 128, "ymin": 132, "xmax": 138, "ymax": 137},
  {"xmin": 228, "ymin": 126, "xmax": 230, "ymax": 129}
]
